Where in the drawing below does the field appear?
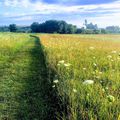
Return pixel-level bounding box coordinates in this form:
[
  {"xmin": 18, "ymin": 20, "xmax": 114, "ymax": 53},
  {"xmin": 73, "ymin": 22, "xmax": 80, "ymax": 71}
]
[
  {"xmin": 0, "ymin": 33, "xmax": 54, "ymax": 119},
  {"xmin": 0, "ymin": 33, "xmax": 120, "ymax": 120}
]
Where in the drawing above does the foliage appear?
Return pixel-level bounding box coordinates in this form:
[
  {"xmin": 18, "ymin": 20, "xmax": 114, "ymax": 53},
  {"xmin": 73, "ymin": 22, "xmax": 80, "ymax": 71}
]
[
  {"xmin": 0, "ymin": 26, "xmax": 9, "ymax": 32},
  {"xmin": 9, "ymin": 24, "xmax": 17, "ymax": 32},
  {"xmin": 106, "ymin": 26, "xmax": 120, "ymax": 33},
  {"xmin": 31, "ymin": 20, "xmax": 77, "ymax": 34},
  {"xmin": 31, "ymin": 22, "xmax": 40, "ymax": 33},
  {"xmin": 0, "ymin": 19, "xmax": 120, "ymax": 34}
]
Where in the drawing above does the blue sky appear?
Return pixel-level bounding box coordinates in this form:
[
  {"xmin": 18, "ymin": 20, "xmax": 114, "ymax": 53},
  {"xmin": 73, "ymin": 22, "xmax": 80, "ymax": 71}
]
[{"xmin": 0, "ymin": 0, "xmax": 120, "ymax": 27}]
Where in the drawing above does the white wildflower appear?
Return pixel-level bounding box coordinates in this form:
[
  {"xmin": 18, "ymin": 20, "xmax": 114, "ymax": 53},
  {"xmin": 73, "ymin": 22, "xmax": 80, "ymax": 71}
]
[
  {"xmin": 58, "ymin": 60, "xmax": 65, "ymax": 64},
  {"xmin": 93, "ymin": 63, "xmax": 97, "ymax": 67},
  {"xmin": 83, "ymin": 68, "xmax": 86, "ymax": 70},
  {"xmin": 107, "ymin": 95, "xmax": 115, "ymax": 102},
  {"xmin": 89, "ymin": 46, "xmax": 95, "ymax": 50},
  {"xmin": 64, "ymin": 63, "xmax": 71, "ymax": 67},
  {"xmin": 87, "ymin": 93, "xmax": 90, "ymax": 96},
  {"xmin": 111, "ymin": 51, "xmax": 117, "ymax": 54},
  {"xmin": 102, "ymin": 88, "xmax": 105, "ymax": 92},
  {"xmin": 57, "ymin": 63, "xmax": 60, "ymax": 66},
  {"xmin": 53, "ymin": 79, "xmax": 59, "ymax": 84},
  {"xmin": 73, "ymin": 88, "xmax": 77, "ymax": 93},
  {"xmin": 52, "ymin": 85, "xmax": 55, "ymax": 88},
  {"xmin": 96, "ymin": 76, "xmax": 100, "ymax": 79},
  {"xmin": 83, "ymin": 80, "xmax": 94, "ymax": 85},
  {"xmin": 105, "ymin": 87, "xmax": 108, "ymax": 90},
  {"xmin": 99, "ymin": 72, "xmax": 102, "ymax": 75},
  {"xmin": 100, "ymin": 80, "xmax": 103, "ymax": 83},
  {"xmin": 107, "ymin": 55, "xmax": 112, "ymax": 59},
  {"xmin": 111, "ymin": 59, "xmax": 114, "ymax": 62}
]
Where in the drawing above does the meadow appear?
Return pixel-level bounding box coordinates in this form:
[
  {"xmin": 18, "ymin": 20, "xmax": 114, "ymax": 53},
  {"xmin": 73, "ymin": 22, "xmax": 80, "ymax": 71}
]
[
  {"xmin": 0, "ymin": 33, "xmax": 120, "ymax": 120},
  {"xmin": 39, "ymin": 34, "xmax": 120, "ymax": 120}
]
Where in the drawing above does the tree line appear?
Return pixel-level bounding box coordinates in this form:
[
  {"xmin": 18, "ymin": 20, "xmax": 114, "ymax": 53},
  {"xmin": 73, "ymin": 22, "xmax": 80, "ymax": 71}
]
[
  {"xmin": 31, "ymin": 20, "xmax": 77, "ymax": 34},
  {"xmin": 0, "ymin": 20, "xmax": 120, "ymax": 34}
]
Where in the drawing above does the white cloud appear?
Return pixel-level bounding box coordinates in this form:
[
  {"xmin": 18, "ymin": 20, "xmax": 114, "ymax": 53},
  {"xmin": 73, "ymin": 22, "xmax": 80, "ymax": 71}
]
[
  {"xmin": 4, "ymin": 0, "xmax": 32, "ymax": 7},
  {"xmin": 3, "ymin": 0, "xmax": 120, "ymax": 12},
  {"xmin": 13, "ymin": 16, "xmax": 33, "ymax": 21},
  {"xmin": 2, "ymin": 0, "xmax": 120, "ymax": 27}
]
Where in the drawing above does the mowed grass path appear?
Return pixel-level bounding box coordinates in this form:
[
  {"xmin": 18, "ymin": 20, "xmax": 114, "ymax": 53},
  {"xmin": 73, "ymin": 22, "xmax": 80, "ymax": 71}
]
[{"xmin": 0, "ymin": 34, "xmax": 54, "ymax": 120}]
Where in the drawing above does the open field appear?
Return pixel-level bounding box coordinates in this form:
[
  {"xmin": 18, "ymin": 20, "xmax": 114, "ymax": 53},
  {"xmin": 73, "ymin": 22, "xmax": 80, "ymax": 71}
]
[
  {"xmin": 0, "ymin": 33, "xmax": 120, "ymax": 120},
  {"xmin": 39, "ymin": 34, "xmax": 120, "ymax": 120}
]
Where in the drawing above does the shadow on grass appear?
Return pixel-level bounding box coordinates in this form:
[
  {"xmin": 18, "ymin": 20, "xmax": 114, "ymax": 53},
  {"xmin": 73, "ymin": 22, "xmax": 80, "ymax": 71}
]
[{"xmin": 16, "ymin": 35, "xmax": 58, "ymax": 120}]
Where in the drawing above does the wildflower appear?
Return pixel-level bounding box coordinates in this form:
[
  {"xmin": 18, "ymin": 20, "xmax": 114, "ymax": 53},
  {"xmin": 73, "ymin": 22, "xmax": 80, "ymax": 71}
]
[
  {"xmin": 58, "ymin": 60, "xmax": 65, "ymax": 64},
  {"xmin": 107, "ymin": 55, "xmax": 112, "ymax": 59},
  {"xmin": 105, "ymin": 87, "xmax": 108, "ymax": 90},
  {"xmin": 52, "ymin": 85, "xmax": 55, "ymax": 88},
  {"xmin": 57, "ymin": 63, "xmax": 60, "ymax": 66},
  {"xmin": 64, "ymin": 63, "xmax": 71, "ymax": 67},
  {"xmin": 107, "ymin": 95, "xmax": 115, "ymax": 102},
  {"xmin": 100, "ymin": 80, "xmax": 103, "ymax": 83},
  {"xmin": 102, "ymin": 88, "xmax": 105, "ymax": 92},
  {"xmin": 83, "ymin": 80, "xmax": 94, "ymax": 85},
  {"xmin": 83, "ymin": 68, "xmax": 86, "ymax": 70},
  {"xmin": 93, "ymin": 63, "xmax": 97, "ymax": 67},
  {"xmin": 111, "ymin": 51, "xmax": 117, "ymax": 54},
  {"xmin": 96, "ymin": 76, "xmax": 100, "ymax": 79},
  {"xmin": 53, "ymin": 79, "xmax": 59, "ymax": 84},
  {"xmin": 99, "ymin": 72, "xmax": 102, "ymax": 75},
  {"xmin": 73, "ymin": 88, "xmax": 77, "ymax": 93},
  {"xmin": 87, "ymin": 93, "xmax": 90, "ymax": 96},
  {"xmin": 111, "ymin": 59, "xmax": 114, "ymax": 62},
  {"xmin": 89, "ymin": 46, "xmax": 95, "ymax": 50}
]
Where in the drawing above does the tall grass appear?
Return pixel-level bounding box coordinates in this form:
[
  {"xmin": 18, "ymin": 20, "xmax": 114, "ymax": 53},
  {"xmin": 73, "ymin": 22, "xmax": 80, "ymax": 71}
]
[{"xmin": 39, "ymin": 34, "xmax": 120, "ymax": 120}]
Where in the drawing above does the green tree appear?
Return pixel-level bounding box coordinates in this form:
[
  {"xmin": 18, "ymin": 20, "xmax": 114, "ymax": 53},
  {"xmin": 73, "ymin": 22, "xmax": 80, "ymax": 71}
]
[
  {"xmin": 31, "ymin": 22, "xmax": 39, "ymax": 33},
  {"xmin": 106, "ymin": 26, "xmax": 120, "ymax": 33},
  {"xmin": 9, "ymin": 24, "xmax": 17, "ymax": 32}
]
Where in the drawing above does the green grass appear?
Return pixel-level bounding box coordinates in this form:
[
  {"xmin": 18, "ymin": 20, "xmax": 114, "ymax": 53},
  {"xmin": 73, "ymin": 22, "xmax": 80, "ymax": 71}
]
[
  {"xmin": 39, "ymin": 34, "xmax": 120, "ymax": 120},
  {"xmin": 0, "ymin": 33, "xmax": 55, "ymax": 120},
  {"xmin": 0, "ymin": 33, "xmax": 120, "ymax": 120}
]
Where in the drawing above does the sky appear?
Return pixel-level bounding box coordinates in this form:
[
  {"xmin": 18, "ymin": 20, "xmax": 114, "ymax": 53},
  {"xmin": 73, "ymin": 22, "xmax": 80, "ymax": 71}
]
[{"xmin": 0, "ymin": 0, "xmax": 120, "ymax": 28}]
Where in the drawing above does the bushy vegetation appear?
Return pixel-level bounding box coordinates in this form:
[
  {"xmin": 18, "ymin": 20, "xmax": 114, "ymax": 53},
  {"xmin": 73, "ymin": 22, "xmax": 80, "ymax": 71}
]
[
  {"xmin": 39, "ymin": 34, "xmax": 120, "ymax": 120},
  {"xmin": 1, "ymin": 19, "xmax": 120, "ymax": 34},
  {"xmin": 31, "ymin": 20, "xmax": 77, "ymax": 34}
]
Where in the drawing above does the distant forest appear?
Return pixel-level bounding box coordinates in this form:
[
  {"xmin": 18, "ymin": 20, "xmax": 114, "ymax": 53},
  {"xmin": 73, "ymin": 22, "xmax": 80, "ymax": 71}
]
[{"xmin": 0, "ymin": 20, "xmax": 120, "ymax": 34}]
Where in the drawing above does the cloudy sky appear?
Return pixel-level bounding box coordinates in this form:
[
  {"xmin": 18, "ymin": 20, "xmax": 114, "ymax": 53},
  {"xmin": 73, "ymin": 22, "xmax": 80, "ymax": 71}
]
[{"xmin": 0, "ymin": 0, "xmax": 120, "ymax": 27}]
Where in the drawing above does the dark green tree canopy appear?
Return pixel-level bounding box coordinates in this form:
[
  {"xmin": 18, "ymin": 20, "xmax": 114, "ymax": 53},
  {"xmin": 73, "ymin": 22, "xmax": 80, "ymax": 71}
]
[
  {"xmin": 30, "ymin": 20, "xmax": 77, "ymax": 34},
  {"xmin": 9, "ymin": 24, "xmax": 17, "ymax": 32},
  {"xmin": 0, "ymin": 19, "xmax": 119, "ymax": 34},
  {"xmin": 31, "ymin": 22, "xmax": 40, "ymax": 33}
]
